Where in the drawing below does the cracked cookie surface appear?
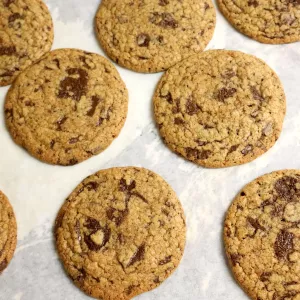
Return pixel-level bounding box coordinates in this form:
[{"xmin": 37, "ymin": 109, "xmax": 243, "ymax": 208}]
[
  {"xmin": 0, "ymin": 191, "xmax": 17, "ymax": 274},
  {"xmin": 5, "ymin": 48, "xmax": 128, "ymax": 166},
  {"xmin": 224, "ymin": 170, "xmax": 300, "ymax": 300},
  {"xmin": 153, "ymin": 50, "xmax": 286, "ymax": 168},
  {"xmin": 218, "ymin": 0, "xmax": 300, "ymax": 44},
  {"xmin": 0, "ymin": 0, "xmax": 54, "ymax": 86},
  {"xmin": 55, "ymin": 167, "xmax": 186, "ymax": 300},
  {"xmin": 95, "ymin": 0, "xmax": 216, "ymax": 73}
]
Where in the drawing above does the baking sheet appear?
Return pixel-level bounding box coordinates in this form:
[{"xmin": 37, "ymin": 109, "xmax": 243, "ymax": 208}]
[{"xmin": 0, "ymin": 0, "xmax": 300, "ymax": 299}]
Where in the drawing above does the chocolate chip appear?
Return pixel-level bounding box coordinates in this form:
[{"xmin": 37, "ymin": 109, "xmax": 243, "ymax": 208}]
[
  {"xmin": 0, "ymin": 259, "xmax": 8, "ymax": 272},
  {"xmin": 174, "ymin": 117, "xmax": 184, "ymax": 125},
  {"xmin": 159, "ymin": 255, "xmax": 172, "ymax": 265},
  {"xmin": 24, "ymin": 100, "xmax": 35, "ymax": 107},
  {"xmin": 260, "ymin": 272, "xmax": 271, "ymax": 282},
  {"xmin": 274, "ymin": 229, "xmax": 294, "ymax": 260},
  {"xmin": 53, "ymin": 59, "xmax": 60, "ymax": 69},
  {"xmin": 106, "ymin": 207, "xmax": 128, "ymax": 226},
  {"xmin": 56, "ymin": 116, "xmax": 67, "ymax": 131},
  {"xmin": 217, "ymin": 88, "xmax": 236, "ymax": 102},
  {"xmin": 136, "ymin": 33, "xmax": 150, "ymax": 47},
  {"xmin": 8, "ymin": 13, "xmax": 22, "ymax": 23},
  {"xmin": 241, "ymin": 144, "xmax": 253, "ymax": 155},
  {"xmin": 228, "ymin": 144, "xmax": 239, "ymax": 154},
  {"xmin": 274, "ymin": 176, "xmax": 299, "ymax": 201},
  {"xmin": 172, "ymin": 98, "xmax": 181, "ymax": 114},
  {"xmin": 149, "ymin": 12, "xmax": 178, "ymax": 29},
  {"xmin": 84, "ymin": 182, "xmax": 99, "ymax": 191},
  {"xmin": 87, "ymin": 96, "xmax": 101, "ymax": 117},
  {"xmin": 58, "ymin": 68, "xmax": 88, "ymax": 101},
  {"xmin": 119, "ymin": 178, "xmax": 136, "ymax": 192},
  {"xmin": 85, "ymin": 217, "xmax": 101, "ymax": 231},
  {"xmin": 186, "ymin": 147, "xmax": 211, "ymax": 160},
  {"xmin": 248, "ymin": 0, "xmax": 259, "ymax": 7},
  {"xmin": 0, "ymin": 46, "xmax": 16, "ymax": 56},
  {"xmin": 247, "ymin": 217, "xmax": 265, "ymax": 232},
  {"xmin": 161, "ymin": 91, "xmax": 173, "ymax": 104},
  {"xmin": 250, "ymin": 86, "xmax": 264, "ymax": 101},
  {"xmin": 230, "ymin": 253, "xmax": 241, "ymax": 266},
  {"xmin": 159, "ymin": 0, "xmax": 169, "ymax": 5},
  {"xmin": 127, "ymin": 244, "xmax": 145, "ymax": 267},
  {"xmin": 68, "ymin": 158, "xmax": 78, "ymax": 165},
  {"xmin": 186, "ymin": 98, "xmax": 200, "ymax": 115},
  {"xmin": 154, "ymin": 277, "xmax": 160, "ymax": 283}
]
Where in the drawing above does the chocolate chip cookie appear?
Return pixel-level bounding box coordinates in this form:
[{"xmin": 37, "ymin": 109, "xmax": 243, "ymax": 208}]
[
  {"xmin": 224, "ymin": 170, "xmax": 300, "ymax": 300},
  {"xmin": 0, "ymin": 191, "xmax": 17, "ymax": 274},
  {"xmin": 153, "ymin": 50, "xmax": 286, "ymax": 168},
  {"xmin": 95, "ymin": 0, "xmax": 216, "ymax": 73},
  {"xmin": 0, "ymin": 0, "xmax": 54, "ymax": 86},
  {"xmin": 218, "ymin": 0, "xmax": 300, "ymax": 44},
  {"xmin": 55, "ymin": 167, "xmax": 186, "ymax": 300},
  {"xmin": 5, "ymin": 49, "xmax": 128, "ymax": 166}
]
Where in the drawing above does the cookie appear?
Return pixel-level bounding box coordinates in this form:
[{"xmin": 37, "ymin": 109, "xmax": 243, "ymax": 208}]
[
  {"xmin": 224, "ymin": 170, "xmax": 300, "ymax": 300},
  {"xmin": 218, "ymin": 0, "xmax": 300, "ymax": 44},
  {"xmin": 153, "ymin": 50, "xmax": 286, "ymax": 168},
  {"xmin": 55, "ymin": 167, "xmax": 186, "ymax": 300},
  {"xmin": 5, "ymin": 49, "xmax": 128, "ymax": 166},
  {"xmin": 0, "ymin": 0, "xmax": 54, "ymax": 86},
  {"xmin": 0, "ymin": 191, "xmax": 17, "ymax": 274},
  {"xmin": 95, "ymin": 0, "xmax": 216, "ymax": 73}
]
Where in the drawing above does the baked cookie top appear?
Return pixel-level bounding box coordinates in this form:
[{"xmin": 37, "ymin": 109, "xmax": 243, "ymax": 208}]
[
  {"xmin": 153, "ymin": 50, "xmax": 286, "ymax": 168},
  {"xmin": 55, "ymin": 167, "xmax": 186, "ymax": 300},
  {"xmin": 5, "ymin": 48, "xmax": 128, "ymax": 166},
  {"xmin": 218, "ymin": 0, "xmax": 300, "ymax": 44},
  {"xmin": 0, "ymin": 191, "xmax": 17, "ymax": 274},
  {"xmin": 95, "ymin": 0, "xmax": 216, "ymax": 73},
  {"xmin": 224, "ymin": 170, "xmax": 300, "ymax": 300},
  {"xmin": 0, "ymin": 0, "xmax": 54, "ymax": 86}
]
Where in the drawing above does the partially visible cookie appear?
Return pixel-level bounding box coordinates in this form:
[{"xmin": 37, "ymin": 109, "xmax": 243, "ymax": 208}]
[
  {"xmin": 0, "ymin": 191, "xmax": 17, "ymax": 274},
  {"xmin": 95, "ymin": 0, "xmax": 216, "ymax": 73},
  {"xmin": 0, "ymin": 0, "xmax": 54, "ymax": 86},
  {"xmin": 5, "ymin": 48, "xmax": 128, "ymax": 166},
  {"xmin": 224, "ymin": 170, "xmax": 300, "ymax": 300},
  {"xmin": 218, "ymin": 0, "xmax": 300, "ymax": 44},
  {"xmin": 55, "ymin": 167, "xmax": 186, "ymax": 300},
  {"xmin": 153, "ymin": 50, "xmax": 286, "ymax": 168}
]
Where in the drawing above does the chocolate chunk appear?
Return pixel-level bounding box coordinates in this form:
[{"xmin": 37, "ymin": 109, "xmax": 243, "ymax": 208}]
[
  {"xmin": 119, "ymin": 178, "xmax": 136, "ymax": 192},
  {"xmin": 149, "ymin": 12, "xmax": 178, "ymax": 29},
  {"xmin": 186, "ymin": 98, "xmax": 200, "ymax": 115},
  {"xmin": 241, "ymin": 144, "xmax": 253, "ymax": 155},
  {"xmin": 0, "ymin": 259, "xmax": 8, "ymax": 272},
  {"xmin": 0, "ymin": 46, "xmax": 16, "ymax": 56},
  {"xmin": 68, "ymin": 158, "xmax": 78, "ymax": 165},
  {"xmin": 159, "ymin": 0, "xmax": 169, "ymax": 5},
  {"xmin": 186, "ymin": 147, "xmax": 211, "ymax": 160},
  {"xmin": 127, "ymin": 244, "xmax": 145, "ymax": 267},
  {"xmin": 195, "ymin": 139, "xmax": 208, "ymax": 146},
  {"xmin": 230, "ymin": 253, "xmax": 241, "ymax": 266},
  {"xmin": 157, "ymin": 35, "xmax": 164, "ymax": 43},
  {"xmin": 58, "ymin": 68, "xmax": 88, "ymax": 101},
  {"xmin": 106, "ymin": 207, "xmax": 128, "ymax": 226},
  {"xmin": 8, "ymin": 13, "xmax": 22, "ymax": 23},
  {"xmin": 217, "ymin": 88, "xmax": 236, "ymax": 101},
  {"xmin": 260, "ymin": 272, "xmax": 271, "ymax": 282},
  {"xmin": 79, "ymin": 56, "xmax": 91, "ymax": 69},
  {"xmin": 274, "ymin": 229, "xmax": 294, "ymax": 260},
  {"xmin": 174, "ymin": 117, "xmax": 184, "ymax": 125},
  {"xmin": 274, "ymin": 176, "xmax": 299, "ymax": 201},
  {"xmin": 159, "ymin": 255, "xmax": 172, "ymax": 265},
  {"xmin": 85, "ymin": 217, "xmax": 101, "ymax": 231},
  {"xmin": 228, "ymin": 144, "xmax": 239, "ymax": 154},
  {"xmin": 247, "ymin": 217, "xmax": 265, "ymax": 232},
  {"xmin": 3, "ymin": 0, "xmax": 15, "ymax": 6},
  {"xmin": 53, "ymin": 59, "xmax": 60, "ymax": 69},
  {"xmin": 161, "ymin": 91, "xmax": 173, "ymax": 104},
  {"xmin": 69, "ymin": 137, "xmax": 79, "ymax": 144},
  {"xmin": 250, "ymin": 86, "xmax": 264, "ymax": 101},
  {"xmin": 172, "ymin": 98, "xmax": 181, "ymax": 113},
  {"xmin": 136, "ymin": 33, "xmax": 150, "ymax": 47},
  {"xmin": 131, "ymin": 191, "xmax": 148, "ymax": 204},
  {"xmin": 56, "ymin": 116, "xmax": 67, "ymax": 131},
  {"xmin": 84, "ymin": 182, "xmax": 99, "ymax": 191},
  {"xmin": 87, "ymin": 96, "xmax": 101, "ymax": 117},
  {"xmin": 248, "ymin": 0, "xmax": 259, "ymax": 7}
]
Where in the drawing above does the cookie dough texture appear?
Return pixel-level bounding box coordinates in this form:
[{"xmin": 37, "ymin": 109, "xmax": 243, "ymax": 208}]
[
  {"xmin": 0, "ymin": 0, "xmax": 54, "ymax": 86},
  {"xmin": 5, "ymin": 49, "xmax": 128, "ymax": 166},
  {"xmin": 218, "ymin": 0, "xmax": 300, "ymax": 44},
  {"xmin": 224, "ymin": 170, "xmax": 300, "ymax": 300},
  {"xmin": 0, "ymin": 191, "xmax": 17, "ymax": 274},
  {"xmin": 95, "ymin": 0, "xmax": 216, "ymax": 73},
  {"xmin": 153, "ymin": 50, "xmax": 286, "ymax": 168},
  {"xmin": 55, "ymin": 167, "xmax": 186, "ymax": 300}
]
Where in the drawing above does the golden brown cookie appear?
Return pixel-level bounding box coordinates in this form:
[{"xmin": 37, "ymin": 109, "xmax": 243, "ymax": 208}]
[
  {"xmin": 55, "ymin": 167, "xmax": 186, "ymax": 300},
  {"xmin": 218, "ymin": 0, "xmax": 300, "ymax": 44},
  {"xmin": 95, "ymin": 0, "xmax": 216, "ymax": 73},
  {"xmin": 0, "ymin": 0, "xmax": 54, "ymax": 86},
  {"xmin": 224, "ymin": 170, "xmax": 300, "ymax": 300},
  {"xmin": 5, "ymin": 48, "xmax": 128, "ymax": 166},
  {"xmin": 0, "ymin": 191, "xmax": 17, "ymax": 274},
  {"xmin": 153, "ymin": 50, "xmax": 286, "ymax": 168}
]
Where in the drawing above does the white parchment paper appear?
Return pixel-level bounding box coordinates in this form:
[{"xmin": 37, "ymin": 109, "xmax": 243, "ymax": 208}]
[{"xmin": 0, "ymin": 1, "xmax": 299, "ymax": 299}]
